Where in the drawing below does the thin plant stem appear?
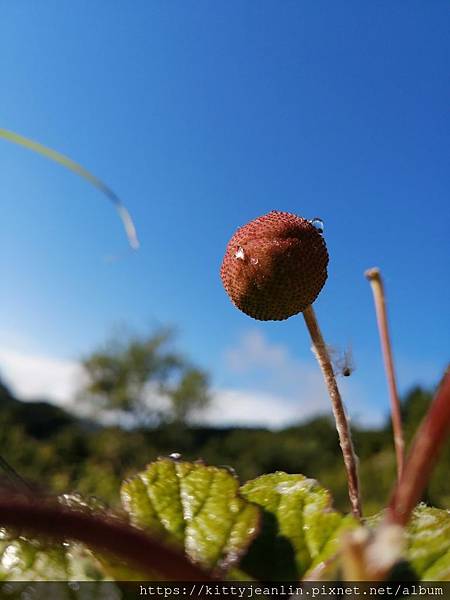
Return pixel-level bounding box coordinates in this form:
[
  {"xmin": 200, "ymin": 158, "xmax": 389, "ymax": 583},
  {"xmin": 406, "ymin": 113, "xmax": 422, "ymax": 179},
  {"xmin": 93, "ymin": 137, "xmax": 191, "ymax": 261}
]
[
  {"xmin": 365, "ymin": 268, "xmax": 404, "ymax": 479},
  {"xmin": 387, "ymin": 367, "xmax": 450, "ymax": 526},
  {"xmin": 303, "ymin": 304, "xmax": 362, "ymax": 519},
  {"xmin": 0, "ymin": 454, "xmax": 33, "ymax": 492}
]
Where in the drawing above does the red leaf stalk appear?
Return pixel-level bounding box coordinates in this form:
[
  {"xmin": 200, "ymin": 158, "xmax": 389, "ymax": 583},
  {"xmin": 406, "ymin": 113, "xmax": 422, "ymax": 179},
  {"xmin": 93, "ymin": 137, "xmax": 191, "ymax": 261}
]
[
  {"xmin": 0, "ymin": 494, "xmax": 212, "ymax": 581},
  {"xmin": 387, "ymin": 367, "xmax": 450, "ymax": 526}
]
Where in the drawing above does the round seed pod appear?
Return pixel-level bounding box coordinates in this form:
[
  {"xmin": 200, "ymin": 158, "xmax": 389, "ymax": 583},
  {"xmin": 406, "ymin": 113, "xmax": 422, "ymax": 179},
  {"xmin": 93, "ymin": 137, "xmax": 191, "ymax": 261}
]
[{"xmin": 220, "ymin": 211, "xmax": 329, "ymax": 321}]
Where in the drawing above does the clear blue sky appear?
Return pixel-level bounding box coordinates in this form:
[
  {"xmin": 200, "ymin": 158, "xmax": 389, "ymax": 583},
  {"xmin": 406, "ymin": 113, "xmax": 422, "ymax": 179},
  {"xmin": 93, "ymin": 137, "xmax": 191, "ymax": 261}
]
[{"xmin": 1, "ymin": 2, "xmax": 448, "ymax": 427}]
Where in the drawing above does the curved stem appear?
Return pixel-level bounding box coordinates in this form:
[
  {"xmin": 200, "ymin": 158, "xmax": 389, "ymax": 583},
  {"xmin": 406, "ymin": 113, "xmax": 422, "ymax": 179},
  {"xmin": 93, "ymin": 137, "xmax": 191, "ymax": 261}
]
[
  {"xmin": 303, "ymin": 305, "xmax": 362, "ymax": 519},
  {"xmin": 387, "ymin": 367, "xmax": 450, "ymax": 526},
  {"xmin": 0, "ymin": 494, "xmax": 212, "ymax": 581},
  {"xmin": 365, "ymin": 268, "xmax": 404, "ymax": 479},
  {"xmin": 0, "ymin": 455, "xmax": 33, "ymax": 492}
]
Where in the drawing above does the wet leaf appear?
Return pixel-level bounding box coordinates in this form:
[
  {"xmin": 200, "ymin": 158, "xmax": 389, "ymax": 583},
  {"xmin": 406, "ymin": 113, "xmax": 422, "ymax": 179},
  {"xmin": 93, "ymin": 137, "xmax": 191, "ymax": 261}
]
[
  {"xmin": 0, "ymin": 532, "xmax": 103, "ymax": 582},
  {"xmin": 405, "ymin": 504, "xmax": 450, "ymax": 581},
  {"xmin": 121, "ymin": 458, "xmax": 260, "ymax": 575},
  {"xmin": 240, "ymin": 472, "xmax": 356, "ymax": 580}
]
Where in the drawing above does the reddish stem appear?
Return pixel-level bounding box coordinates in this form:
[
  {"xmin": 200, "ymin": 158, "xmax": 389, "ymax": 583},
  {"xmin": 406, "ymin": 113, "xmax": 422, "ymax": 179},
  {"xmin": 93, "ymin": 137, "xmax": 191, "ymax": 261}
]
[
  {"xmin": 0, "ymin": 494, "xmax": 212, "ymax": 581},
  {"xmin": 365, "ymin": 268, "xmax": 404, "ymax": 480},
  {"xmin": 386, "ymin": 367, "xmax": 450, "ymax": 526}
]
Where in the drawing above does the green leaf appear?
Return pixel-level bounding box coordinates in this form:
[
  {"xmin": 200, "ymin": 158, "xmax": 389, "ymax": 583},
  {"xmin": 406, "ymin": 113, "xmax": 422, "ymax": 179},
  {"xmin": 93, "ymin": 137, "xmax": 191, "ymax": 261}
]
[
  {"xmin": 365, "ymin": 505, "xmax": 450, "ymax": 581},
  {"xmin": 240, "ymin": 472, "xmax": 357, "ymax": 580},
  {"xmin": 405, "ymin": 504, "xmax": 450, "ymax": 581},
  {"xmin": 57, "ymin": 494, "xmax": 157, "ymax": 581},
  {"xmin": 0, "ymin": 495, "xmax": 124, "ymax": 593},
  {"xmin": 0, "ymin": 531, "xmax": 105, "ymax": 582},
  {"xmin": 121, "ymin": 458, "xmax": 260, "ymax": 575}
]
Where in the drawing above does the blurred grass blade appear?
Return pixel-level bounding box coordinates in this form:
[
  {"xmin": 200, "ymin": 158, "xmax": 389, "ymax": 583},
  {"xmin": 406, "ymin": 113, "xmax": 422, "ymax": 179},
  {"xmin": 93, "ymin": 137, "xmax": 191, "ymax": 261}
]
[
  {"xmin": 0, "ymin": 128, "xmax": 139, "ymax": 249},
  {"xmin": 0, "ymin": 454, "xmax": 33, "ymax": 492}
]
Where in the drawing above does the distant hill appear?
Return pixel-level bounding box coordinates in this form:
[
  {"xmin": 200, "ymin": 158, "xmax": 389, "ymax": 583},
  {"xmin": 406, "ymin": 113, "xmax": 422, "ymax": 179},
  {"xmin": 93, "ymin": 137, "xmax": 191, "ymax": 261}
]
[
  {"xmin": 0, "ymin": 376, "xmax": 447, "ymax": 515},
  {"xmin": 0, "ymin": 378, "xmax": 92, "ymax": 439}
]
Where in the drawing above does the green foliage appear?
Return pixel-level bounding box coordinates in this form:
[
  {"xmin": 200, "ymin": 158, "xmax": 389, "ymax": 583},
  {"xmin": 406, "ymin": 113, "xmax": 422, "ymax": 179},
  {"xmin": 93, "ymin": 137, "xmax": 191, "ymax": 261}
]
[
  {"xmin": 0, "ymin": 384, "xmax": 448, "ymax": 516},
  {"xmin": 401, "ymin": 387, "xmax": 434, "ymax": 443},
  {"xmin": 240, "ymin": 472, "xmax": 357, "ymax": 580},
  {"xmin": 0, "ymin": 378, "xmax": 449, "ymax": 583},
  {"xmin": 0, "ymin": 535, "xmax": 103, "ymax": 581},
  {"xmin": 0, "ymin": 460, "xmax": 448, "ymax": 585},
  {"xmin": 406, "ymin": 505, "xmax": 450, "ymax": 581},
  {"xmin": 167, "ymin": 369, "xmax": 210, "ymax": 424},
  {"xmin": 78, "ymin": 328, "xmax": 210, "ymax": 425},
  {"xmin": 121, "ymin": 458, "xmax": 260, "ymax": 575}
]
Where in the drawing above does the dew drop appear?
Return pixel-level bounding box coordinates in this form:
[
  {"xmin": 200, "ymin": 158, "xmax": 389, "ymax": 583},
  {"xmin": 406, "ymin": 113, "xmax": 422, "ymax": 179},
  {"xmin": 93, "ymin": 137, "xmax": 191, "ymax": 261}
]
[
  {"xmin": 219, "ymin": 465, "xmax": 237, "ymax": 476},
  {"xmin": 235, "ymin": 246, "xmax": 245, "ymax": 260},
  {"xmin": 169, "ymin": 452, "xmax": 182, "ymax": 460},
  {"xmin": 250, "ymin": 257, "xmax": 259, "ymax": 265},
  {"xmin": 310, "ymin": 217, "xmax": 324, "ymax": 234},
  {"xmin": 1, "ymin": 545, "xmax": 19, "ymax": 570}
]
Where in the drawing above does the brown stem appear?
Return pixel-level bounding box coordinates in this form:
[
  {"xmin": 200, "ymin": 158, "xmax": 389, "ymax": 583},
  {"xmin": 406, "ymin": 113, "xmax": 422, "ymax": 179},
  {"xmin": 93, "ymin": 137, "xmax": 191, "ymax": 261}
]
[
  {"xmin": 303, "ymin": 304, "xmax": 362, "ymax": 519},
  {"xmin": 365, "ymin": 268, "xmax": 404, "ymax": 479},
  {"xmin": 386, "ymin": 367, "xmax": 450, "ymax": 527},
  {"xmin": 0, "ymin": 494, "xmax": 212, "ymax": 581}
]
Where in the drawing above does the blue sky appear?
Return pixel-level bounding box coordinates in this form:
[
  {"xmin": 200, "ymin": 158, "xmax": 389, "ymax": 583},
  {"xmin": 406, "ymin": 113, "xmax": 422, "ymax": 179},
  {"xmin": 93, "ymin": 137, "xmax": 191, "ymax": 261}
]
[{"xmin": 1, "ymin": 2, "xmax": 448, "ymax": 428}]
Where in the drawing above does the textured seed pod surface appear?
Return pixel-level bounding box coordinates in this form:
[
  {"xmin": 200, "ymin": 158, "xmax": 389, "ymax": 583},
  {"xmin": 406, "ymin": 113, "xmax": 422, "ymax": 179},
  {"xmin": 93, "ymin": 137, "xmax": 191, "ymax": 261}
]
[{"xmin": 221, "ymin": 211, "xmax": 329, "ymax": 321}]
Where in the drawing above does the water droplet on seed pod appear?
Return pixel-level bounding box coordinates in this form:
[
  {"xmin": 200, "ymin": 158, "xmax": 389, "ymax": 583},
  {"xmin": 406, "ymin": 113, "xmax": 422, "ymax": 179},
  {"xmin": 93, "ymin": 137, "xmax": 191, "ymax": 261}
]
[
  {"xmin": 310, "ymin": 217, "xmax": 324, "ymax": 234},
  {"xmin": 235, "ymin": 246, "xmax": 245, "ymax": 260}
]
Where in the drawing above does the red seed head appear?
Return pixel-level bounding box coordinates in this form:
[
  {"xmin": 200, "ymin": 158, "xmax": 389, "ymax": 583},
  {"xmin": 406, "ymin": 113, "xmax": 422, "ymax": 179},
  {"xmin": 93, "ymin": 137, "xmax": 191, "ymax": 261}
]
[{"xmin": 220, "ymin": 211, "xmax": 329, "ymax": 321}]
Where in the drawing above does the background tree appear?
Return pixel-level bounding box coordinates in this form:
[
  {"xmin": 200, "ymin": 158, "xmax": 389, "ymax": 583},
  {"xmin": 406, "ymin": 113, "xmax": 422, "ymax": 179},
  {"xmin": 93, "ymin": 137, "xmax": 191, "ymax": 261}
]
[{"xmin": 78, "ymin": 327, "xmax": 210, "ymax": 426}]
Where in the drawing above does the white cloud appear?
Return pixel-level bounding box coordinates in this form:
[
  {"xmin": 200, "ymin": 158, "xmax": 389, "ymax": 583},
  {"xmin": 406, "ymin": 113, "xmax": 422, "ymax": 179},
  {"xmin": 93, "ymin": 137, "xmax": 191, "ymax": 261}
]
[
  {"xmin": 0, "ymin": 343, "xmax": 322, "ymax": 428},
  {"xmin": 220, "ymin": 329, "xmax": 381, "ymax": 428},
  {"xmin": 225, "ymin": 329, "xmax": 290, "ymax": 373},
  {"xmin": 224, "ymin": 329, "xmax": 330, "ymax": 408},
  {"xmin": 195, "ymin": 388, "xmax": 319, "ymax": 429},
  {"xmin": 0, "ymin": 347, "xmax": 82, "ymax": 406},
  {"xmin": 0, "ymin": 330, "xmax": 382, "ymax": 429}
]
